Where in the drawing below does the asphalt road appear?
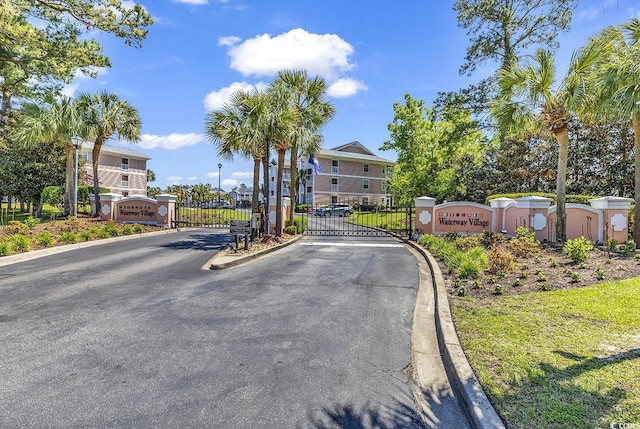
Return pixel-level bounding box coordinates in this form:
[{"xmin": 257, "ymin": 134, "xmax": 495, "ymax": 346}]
[{"xmin": 0, "ymin": 230, "xmax": 427, "ymax": 428}]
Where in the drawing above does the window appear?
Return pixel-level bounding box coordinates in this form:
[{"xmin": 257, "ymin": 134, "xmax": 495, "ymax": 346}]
[
  {"xmin": 306, "ymin": 168, "xmax": 312, "ymax": 175},
  {"xmin": 121, "ymin": 158, "xmax": 129, "ymax": 170},
  {"xmin": 362, "ymin": 197, "xmax": 369, "ymax": 205},
  {"xmin": 382, "ymin": 181, "xmax": 387, "ymax": 192},
  {"xmin": 331, "ymin": 159, "xmax": 339, "ymax": 174},
  {"xmin": 122, "ymin": 191, "xmax": 129, "ymax": 197},
  {"xmin": 363, "ymin": 179, "xmax": 370, "ymax": 190},
  {"xmin": 306, "ymin": 186, "xmax": 312, "ymax": 193},
  {"xmin": 331, "ymin": 177, "xmax": 338, "ymax": 192},
  {"xmin": 363, "ymin": 163, "xmax": 369, "ymax": 173},
  {"xmin": 331, "ymin": 196, "xmax": 338, "ymax": 204},
  {"xmin": 122, "ymin": 175, "xmax": 129, "ymax": 188}
]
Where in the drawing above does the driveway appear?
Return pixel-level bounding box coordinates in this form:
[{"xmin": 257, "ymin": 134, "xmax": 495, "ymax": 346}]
[{"xmin": 0, "ymin": 231, "xmax": 466, "ymax": 428}]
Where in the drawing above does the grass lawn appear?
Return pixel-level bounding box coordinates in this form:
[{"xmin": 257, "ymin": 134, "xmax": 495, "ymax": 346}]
[
  {"xmin": 452, "ymin": 279, "xmax": 640, "ymax": 429},
  {"xmin": 349, "ymin": 209, "xmax": 413, "ymax": 230}
]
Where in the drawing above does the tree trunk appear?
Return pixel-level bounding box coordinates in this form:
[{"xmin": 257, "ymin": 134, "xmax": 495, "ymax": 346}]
[
  {"xmin": 288, "ymin": 144, "xmax": 298, "ymax": 222},
  {"xmin": 251, "ymin": 156, "xmax": 261, "ymax": 214},
  {"xmin": 554, "ymin": 127, "xmax": 569, "ymax": 242},
  {"xmin": 92, "ymin": 142, "xmax": 103, "ymax": 216},
  {"xmin": 633, "ymin": 116, "xmax": 640, "ymax": 248},
  {"xmin": 262, "ymin": 142, "xmax": 270, "ymax": 236},
  {"xmin": 276, "ymin": 149, "xmax": 285, "ymax": 236},
  {"xmin": 64, "ymin": 142, "xmax": 73, "ymax": 216}
]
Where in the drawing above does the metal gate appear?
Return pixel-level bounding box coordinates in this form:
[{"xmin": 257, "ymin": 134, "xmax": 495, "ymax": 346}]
[
  {"xmin": 300, "ymin": 199, "xmax": 413, "ymax": 237},
  {"xmin": 173, "ymin": 197, "xmax": 248, "ymax": 228}
]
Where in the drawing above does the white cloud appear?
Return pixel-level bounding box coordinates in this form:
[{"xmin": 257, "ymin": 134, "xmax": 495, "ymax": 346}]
[
  {"xmin": 327, "ymin": 78, "xmax": 368, "ymax": 98},
  {"xmin": 219, "ymin": 36, "xmax": 241, "ymax": 47},
  {"xmin": 230, "ymin": 171, "xmax": 253, "ymax": 179},
  {"xmin": 203, "ymin": 81, "xmax": 267, "ymax": 111},
  {"xmin": 166, "ymin": 176, "xmax": 183, "ymax": 185},
  {"xmin": 221, "ymin": 28, "xmax": 355, "ymax": 81},
  {"xmin": 205, "ymin": 171, "xmax": 221, "ymax": 178},
  {"xmin": 139, "ymin": 133, "xmax": 205, "ymax": 150},
  {"xmin": 187, "ymin": 176, "xmax": 198, "ymax": 181},
  {"xmin": 222, "ymin": 179, "xmax": 239, "ymax": 187}
]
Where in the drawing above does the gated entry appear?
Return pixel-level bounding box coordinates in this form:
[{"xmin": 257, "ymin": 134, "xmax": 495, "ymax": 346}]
[
  {"xmin": 300, "ymin": 199, "xmax": 413, "ymax": 237},
  {"xmin": 174, "ymin": 197, "xmax": 243, "ymax": 228}
]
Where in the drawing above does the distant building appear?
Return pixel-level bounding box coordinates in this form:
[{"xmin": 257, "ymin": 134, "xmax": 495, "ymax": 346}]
[
  {"xmin": 269, "ymin": 141, "xmax": 395, "ymax": 206},
  {"xmin": 80, "ymin": 142, "xmax": 150, "ymax": 197}
]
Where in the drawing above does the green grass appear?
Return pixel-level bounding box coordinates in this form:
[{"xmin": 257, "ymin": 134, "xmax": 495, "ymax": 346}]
[
  {"xmin": 452, "ymin": 279, "xmax": 640, "ymax": 428},
  {"xmin": 1, "ymin": 203, "xmax": 62, "ymax": 224},
  {"xmin": 349, "ymin": 209, "xmax": 412, "ymax": 230}
]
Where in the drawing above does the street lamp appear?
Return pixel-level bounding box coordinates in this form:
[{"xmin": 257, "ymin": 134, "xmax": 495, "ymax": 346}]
[
  {"xmin": 71, "ymin": 136, "xmax": 82, "ymax": 216},
  {"xmin": 217, "ymin": 163, "xmax": 222, "ymax": 205}
]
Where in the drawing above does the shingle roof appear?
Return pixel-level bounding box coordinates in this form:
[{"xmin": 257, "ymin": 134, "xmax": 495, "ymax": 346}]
[
  {"xmin": 80, "ymin": 141, "xmax": 151, "ymax": 160},
  {"xmin": 317, "ymin": 148, "xmax": 395, "ymax": 164}
]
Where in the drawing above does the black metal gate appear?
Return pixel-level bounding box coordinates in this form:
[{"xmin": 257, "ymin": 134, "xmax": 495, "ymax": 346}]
[
  {"xmin": 173, "ymin": 197, "xmax": 248, "ymax": 228},
  {"xmin": 300, "ymin": 199, "xmax": 413, "ymax": 237}
]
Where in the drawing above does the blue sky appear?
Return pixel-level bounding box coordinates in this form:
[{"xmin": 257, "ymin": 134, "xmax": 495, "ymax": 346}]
[{"xmin": 64, "ymin": 0, "xmax": 638, "ymax": 191}]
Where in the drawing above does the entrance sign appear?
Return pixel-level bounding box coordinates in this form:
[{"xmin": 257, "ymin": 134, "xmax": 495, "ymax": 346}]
[{"xmin": 230, "ymin": 220, "xmax": 251, "ymax": 234}]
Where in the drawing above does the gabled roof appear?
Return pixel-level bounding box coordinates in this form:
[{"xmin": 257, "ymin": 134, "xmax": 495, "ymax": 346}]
[
  {"xmin": 80, "ymin": 141, "xmax": 151, "ymax": 160},
  {"xmin": 330, "ymin": 140, "xmax": 376, "ymax": 156},
  {"xmin": 318, "ymin": 148, "xmax": 395, "ymax": 164}
]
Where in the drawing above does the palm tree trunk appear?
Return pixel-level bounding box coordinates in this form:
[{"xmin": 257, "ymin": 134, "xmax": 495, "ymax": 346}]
[
  {"xmin": 289, "ymin": 144, "xmax": 298, "ymax": 222},
  {"xmin": 92, "ymin": 142, "xmax": 102, "ymax": 216},
  {"xmin": 555, "ymin": 128, "xmax": 569, "ymax": 242},
  {"xmin": 276, "ymin": 148, "xmax": 285, "ymax": 236},
  {"xmin": 633, "ymin": 116, "xmax": 640, "ymax": 248},
  {"xmin": 262, "ymin": 144, "xmax": 270, "ymax": 236},
  {"xmin": 251, "ymin": 156, "xmax": 261, "ymax": 214},
  {"xmin": 64, "ymin": 142, "xmax": 73, "ymax": 216}
]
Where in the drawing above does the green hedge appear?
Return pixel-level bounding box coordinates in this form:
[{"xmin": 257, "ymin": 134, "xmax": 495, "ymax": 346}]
[
  {"xmin": 485, "ymin": 193, "xmax": 598, "ymax": 205},
  {"xmin": 41, "ymin": 185, "xmax": 111, "ymax": 206},
  {"xmin": 285, "ymin": 217, "xmax": 308, "ymax": 234}
]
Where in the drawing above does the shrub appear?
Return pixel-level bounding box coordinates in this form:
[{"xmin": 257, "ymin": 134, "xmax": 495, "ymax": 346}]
[
  {"xmin": 539, "ymin": 283, "xmax": 551, "ymax": 291},
  {"xmin": 596, "ymin": 268, "xmax": 606, "ymax": 280},
  {"xmin": 285, "ymin": 225, "xmax": 297, "ymax": 235},
  {"xmin": 569, "ymin": 272, "xmax": 580, "ymax": 283},
  {"xmin": 519, "ymin": 272, "xmax": 529, "ymax": 279},
  {"xmin": 549, "ymin": 258, "xmax": 558, "ymax": 268},
  {"xmin": 487, "ymin": 247, "xmax": 513, "ymax": 274},
  {"xmin": 537, "ymin": 272, "xmax": 547, "ymax": 282},
  {"xmin": 133, "ymin": 224, "xmax": 143, "ymax": 234},
  {"xmin": 513, "ymin": 279, "xmax": 522, "ymax": 287},
  {"xmin": 285, "ymin": 218, "xmax": 308, "ymax": 234},
  {"xmin": 508, "ymin": 228, "xmax": 541, "ymax": 258},
  {"xmin": 79, "ymin": 231, "xmax": 94, "ymax": 242},
  {"xmin": 457, "ymin": 286, "xmax": 467, "ymax": 297},
  {"xmin": 23, "ymin": 217, "xmax": 39, "ymax": 228},
  {"xmin": 121, "ymin": 225, "xmax": 133, "ymax": 235},
  {"xmin": 35, "ymin": 231, "xmax": 54, "ymax": 247},
  {"xmin": 0, "ymin": 240, "xmax": 10, "ymax": 256},
  {"xmin": 10, "ymin": 234, "xmax": 31, "ymax": 252},
  {"xmin": 442, "ymin": 231, "xmax": 459, "ymax": 242},
  {"xmin": 4, "ymin": 221, "xmax": 30, "ymax": 236},
  {"xmin": 60, "ymin": 231, "xmax": 78, "ymax": 244},
  {"xmin": 102, "ymin": 222, "xmax": 119, "ymax": 237},
  {"xmin": 472, "ymin": 280, "xmax": 480, "ymax": 289},
  {"xmin": 563, "ymin": 237, "xmax": 593, "ymax": 264},
  {"xmin": 295, "ymin": 204, "xmax": 312, "ymax": 213},
  {"xmin": 478, "ymin": 231, "xmax": 506, "ymax": 249},
  {"xmin": 494, "ymin": 285, "xmax": 504, "ymax": 295},
  {"xmin": 455, "ymin": 235, "xmax": 479, "ymax": 251}
]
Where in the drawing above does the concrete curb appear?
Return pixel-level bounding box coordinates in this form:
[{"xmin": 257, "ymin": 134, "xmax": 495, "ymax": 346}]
[
  {"xmin": 208, "ymin": 235, "xmax": 304, "ymax": 270},
  {"xmin": 406, "ymin": 239, "xmax": 505, "ymax": 429},
  {"xmin": 0, "ymin": 228, "xmax": 179, "ymax": 267}
]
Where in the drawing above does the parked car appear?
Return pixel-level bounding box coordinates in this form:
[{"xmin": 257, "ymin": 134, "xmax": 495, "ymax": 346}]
[{"xmin": 314, "ymin": 203, "xmax": 353, "ymax": 217}]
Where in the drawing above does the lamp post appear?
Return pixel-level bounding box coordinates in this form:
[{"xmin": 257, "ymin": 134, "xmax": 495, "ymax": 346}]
[
  {"xmin": 71, "ymin": 136, "xmax": 82, "ymax": 216},
  {"xmin": 217, "ymin": 163, "xmax": 222, "ymax": 206}
]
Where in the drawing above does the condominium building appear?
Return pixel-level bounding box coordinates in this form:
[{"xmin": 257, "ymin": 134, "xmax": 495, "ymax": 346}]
[
  {"xmin": 80, "ymin": 141, "xmax": 150, "ymax": 196},
  {"xmin": 269, "ymin": 141, "xmax": 395, "ymax": 206}
]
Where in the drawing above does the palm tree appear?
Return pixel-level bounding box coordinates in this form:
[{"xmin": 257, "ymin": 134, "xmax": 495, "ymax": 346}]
[
  {"xmin": 14, "ymin": 96, "xmax": 80, "ymax": 216},
  {"xmin": 205, "ymin": 88, "xmax": 268, "ymax": 218},
  {"xmin": 146, "ymin": 169, "xmax": 156, "ymax": 183},
  {"xmin": 296, "ymin": 167, "xmax": 310, "ymax": 205},
  {"xmin": 493, "ymin": 44, "xmax": 602, "ymax": 241},
  {"xmin": 75, "ymin": 91, "xmax": 142, "ymax": 216},
  {"xmin": 590, "ymin": 18, "xmax": 640, "ymax": 246},
  {"xmin": 272, "ymin": 70, "xmax": 335, "ymax": 221}
]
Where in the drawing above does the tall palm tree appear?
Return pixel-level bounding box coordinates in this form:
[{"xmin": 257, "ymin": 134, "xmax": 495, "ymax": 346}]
[
  {"xmin": 75, "ymin": 91, "xmax": 142, "ymax": 216},
  {"xmin": 14, "ymin": 96, "xmax": 80, "ymax": 216},
  {"xmin": 146, "ymin": 169, "xmax": 156, "ymax": 183},
  {"xmin": 272, "ymin": 70, "xmax": 335, "ymax": 221},
  {"xmin": 205, "ymin": 88, "xmax": 268, "ymax": 217},
  {"xmin": 493, "ymin": 44, "xmax": 602, "ymax": 241},
  {"xmin": 590, "ymin": 18, "xmax": 640, "ymax": 246}
]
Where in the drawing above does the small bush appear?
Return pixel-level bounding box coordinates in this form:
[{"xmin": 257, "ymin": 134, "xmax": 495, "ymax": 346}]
[
  {"xmin": 494, "ymin": 285, "xmax": 504, "ymax": 295},
  {"xmin": 285, "ymin": 218, "xmax": 308, "ymax": 234},
  {"xmin": 121, "ymin": 225, "xmax": 133, "ymax": 235},
  {"xmin": 537, "ymin": 272, "xmax": 547, "ymax": 282},
  {"xmin": 457, "ymin": 286, "xmax": 467, "ymax": 297},
  {"xmin": 102, "ymin": 222, "xmax": 119, "ymax": 237},
  {"xmin": 23, "ymin": 217, "xmax": 39, "ymax": 228},
  {"xmin": 569, "ymin": 272, "xmax": 580, "ymax": 283},
  {"xmin": 549, "ymin": 258, "xmax": 558, "ymax": 268},
  {"xmin": 563, "ymin": 237, "xmax": 593, "ymax": 264},
  {"xmin": 80, "ymin": 231, "xmax": 94, "ymax": 242},
  {"xmin": 478, "ymin": 231, "xmax": 506, "ymax": 249},
  {"xmin": 133, "ymin": 224, "xmax": 143, "ymax": 234},
  {"xmin": 60, "ymin": 231, "xmax": 78, "ymax": 244},
  {"xmin": 455, "ymin": 235, "xmax": 479, "ymax": 251},
  {"xmin": 442, "ymin": 231, "xmax": 459, "ymax": 242},
  {"xmin": 519, "ymin": 272, "xmax": 529, "ymax": 279},
  {"xmin": 0, "ymin": 240, "xmax": 10, "ymax": 256},
  {"xmin": 4, "ymin": 221, "xmax": 30, "ymax": 236},
  {"xmin": 512, "ymin": 279, "xmax": 522, "ymax": 287},
  {"xmin": 10, "ymin": 234, "xmax": 31, "ymax": 252},
  {"xmin": 35, "ymin": 232, "xmax": 54, "ymax": 247},
  {"xmin": 487, "ymin": 247, "xmax": 513, "ymax": 274},
  {"xmin": 508, "ymin": 233, "xmax": 542, "ymax": 258},
  {"xmin": 539, "ymin": 283, "xmax": 551, "ymax": 291},
  {"xmin": 472, "ymin": 280, "xmax": 480, "ymax": 289},
  {"xmin": 285, "ymin": 225, "xmax": 297, "ymax": 235},
  {"xmin": 596, "ymin": 268, "xmax": 605, "ymax": 280}
]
